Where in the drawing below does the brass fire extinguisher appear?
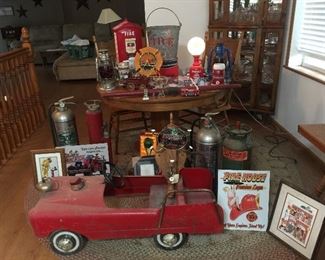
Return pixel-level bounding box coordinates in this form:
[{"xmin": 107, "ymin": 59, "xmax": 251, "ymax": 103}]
[{"xmin": 48, "ymin": 96, "xmax": 79, "ymax": 146}]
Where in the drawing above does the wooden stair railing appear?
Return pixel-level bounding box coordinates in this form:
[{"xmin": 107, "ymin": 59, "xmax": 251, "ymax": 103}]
[{"xmin": 0, "ymin": 27, "xmax": 45, "ymax": 167}]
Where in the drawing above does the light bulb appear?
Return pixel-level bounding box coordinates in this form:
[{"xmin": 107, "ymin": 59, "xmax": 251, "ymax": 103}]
[{"xmin": 187, "ymin": 37, "xmax": 205, "ymax": 56}]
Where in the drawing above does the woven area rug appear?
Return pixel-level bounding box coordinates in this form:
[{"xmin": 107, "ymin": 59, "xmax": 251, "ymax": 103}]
[{"xmin": 26, "ymin": 122, "xmax": 304, "ymax": 260}]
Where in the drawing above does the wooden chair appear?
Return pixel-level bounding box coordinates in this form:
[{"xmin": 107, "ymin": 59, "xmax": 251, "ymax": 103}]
[{"xmin": 180, "ymin": 32, "xmax": 242, "ymax": 126}]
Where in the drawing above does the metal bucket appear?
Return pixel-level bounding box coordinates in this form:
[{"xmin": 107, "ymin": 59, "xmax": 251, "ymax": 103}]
[{"xmin": 146, "ymin": 7, "xmax": 182, "ymax": 67}]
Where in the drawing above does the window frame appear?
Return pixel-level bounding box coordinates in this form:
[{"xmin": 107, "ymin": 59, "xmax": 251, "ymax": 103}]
[{"xmin": 284, "ymin": 0, "xmax": 325, "ymax": 85}]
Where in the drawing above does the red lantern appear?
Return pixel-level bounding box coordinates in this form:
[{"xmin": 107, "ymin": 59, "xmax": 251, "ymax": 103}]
[{"xmin": 113, "ymin": 19, "xmax": 143, "ymax": 63}]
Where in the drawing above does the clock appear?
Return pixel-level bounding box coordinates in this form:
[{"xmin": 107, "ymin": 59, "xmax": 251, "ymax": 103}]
[{"xmin": 134, "ymin": 47, "xmax": 163, "ymax": 77}]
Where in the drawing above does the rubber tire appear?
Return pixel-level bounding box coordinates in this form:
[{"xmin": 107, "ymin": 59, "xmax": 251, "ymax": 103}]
[
  {"xmin": 154, "ymin": 233, "xmax": 188, "ymax": 250},
  {"xmin": 49, "ymin": 230, "xmax": 86, "ymax": 255}
]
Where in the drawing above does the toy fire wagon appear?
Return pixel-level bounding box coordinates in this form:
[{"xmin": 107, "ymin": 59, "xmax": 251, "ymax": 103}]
[{"xmin": 28, "ymin": 167, "xmax": 224, "ymax": 255}]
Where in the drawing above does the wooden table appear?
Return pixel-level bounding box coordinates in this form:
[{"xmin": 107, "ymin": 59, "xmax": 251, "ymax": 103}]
[
  {"xmin": 39, "ymin": 48, "xmax": 66, "ymax": 66},
  {"xmin": 298, "ymin": 124, "xmax": 325, "ymax": 196},
  {"xmin": 98, "ymin": 84, "xmax": 240, "ymax": 131}
]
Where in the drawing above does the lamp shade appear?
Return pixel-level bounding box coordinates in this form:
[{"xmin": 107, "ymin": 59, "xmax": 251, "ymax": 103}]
[{"xmin": 97, "ymin": 8, "xmax": 121, "ymax": 24}]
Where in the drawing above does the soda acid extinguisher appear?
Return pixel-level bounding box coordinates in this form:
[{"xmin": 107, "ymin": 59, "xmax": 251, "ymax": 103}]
[
  {"xmin": 222, "ymin": 121, "xmax": 253, "ymax": 170},
  {"xmin": 48, "ymin": 96, "xmax": 79, "ymax": 146},
  {"xmin": 84, "ymin": 100, "xmax": 103, "ymax": 144},
  {"xmin": 193, "ymin": 112, "xmax": 222, "ymax": 180}
]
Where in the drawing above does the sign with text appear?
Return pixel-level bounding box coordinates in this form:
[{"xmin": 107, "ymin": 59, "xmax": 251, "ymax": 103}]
[{"xmin": 217, "ymin": 170, "xmax": 270, "ymax": 231}]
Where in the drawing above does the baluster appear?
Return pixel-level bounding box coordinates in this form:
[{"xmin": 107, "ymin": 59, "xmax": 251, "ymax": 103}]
[
  {"xmin": 14, "ymin": 53, "xmax": 35, "ymax": 134},
  {"xmin": 9, "ymin": 57, "xmax": 27, "ymax": 141},
  {"xmin": 0, "ymin": 104, "xmax": 13, "ymax": 158},
  {"xmin": 0, "ymin": 74, "xmax": 17, "ymax": 152},
  {"xmin": 0, "ymin": 138, "xmax": 7, "ymax": 165},
  {"xmin": 21, "ymin": 27, "xmax": 45, "ymax": 124},
  {"xmin": 15, "ymin": 54, "xmax": 33, "ymax": 137},
  {"xmin": 2, "ymin": 60, "xmax": 22, "ymax": 146}
]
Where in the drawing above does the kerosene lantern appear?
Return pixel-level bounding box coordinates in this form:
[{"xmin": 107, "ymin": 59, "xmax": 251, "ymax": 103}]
[
  {"xmin": 97, "ymin": 49, "xmax": 116, "ymax": 90},
  {"xmin": 187, "ymin": 36, "xmax": 206, "ymax": 83}
]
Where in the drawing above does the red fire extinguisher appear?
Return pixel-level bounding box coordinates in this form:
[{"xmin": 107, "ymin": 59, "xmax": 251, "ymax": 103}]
[{"xmin": 84, "ymin": 100, "xmax": 103, "ymax": 144}]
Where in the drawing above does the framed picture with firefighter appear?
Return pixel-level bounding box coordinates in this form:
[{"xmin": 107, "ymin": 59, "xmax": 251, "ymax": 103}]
[
  {"xmin": 31, "ymin": 148, "xmax": 66, "ymax": 185},
  {"xmin": 268, "ymin": 180, "xmax": 325, "ymax": 260}
]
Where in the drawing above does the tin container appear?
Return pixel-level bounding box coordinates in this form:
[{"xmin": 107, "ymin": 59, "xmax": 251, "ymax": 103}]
[{"xmin": 146, "ymin": 7, "xmax": 182, "ymax": 66}]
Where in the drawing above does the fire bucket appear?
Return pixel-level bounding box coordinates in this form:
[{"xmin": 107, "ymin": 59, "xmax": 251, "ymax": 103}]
[{"xmin": 146, "ymin": 7, "xmax": 182, "ymax": 67}]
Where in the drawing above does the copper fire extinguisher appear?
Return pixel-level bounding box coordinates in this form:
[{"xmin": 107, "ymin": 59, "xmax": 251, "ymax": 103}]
[{"xmin": 84, "ymin": 100, "xmax": 103, "ymax": 144}]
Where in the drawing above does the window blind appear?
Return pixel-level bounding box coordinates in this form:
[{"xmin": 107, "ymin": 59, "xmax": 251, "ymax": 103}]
[{"xmin": 298, "ymin": 0, "xmax": 325, "ymax": 58}]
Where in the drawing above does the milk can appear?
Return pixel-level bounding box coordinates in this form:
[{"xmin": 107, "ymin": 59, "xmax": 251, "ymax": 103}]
[{"xmin": 222, "ymin": 122, "xmax": 253, "ymax": 170}]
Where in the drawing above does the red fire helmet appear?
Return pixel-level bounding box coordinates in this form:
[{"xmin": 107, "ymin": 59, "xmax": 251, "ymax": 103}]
[{"xmin": 230, "ymin": 194, "xmax": 262, "ymax": 220}]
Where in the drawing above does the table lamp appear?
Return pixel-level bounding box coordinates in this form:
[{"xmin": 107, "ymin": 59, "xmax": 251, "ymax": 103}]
[
  {"xmin": 187, "ymin": 36, "xmax": 205, "ymax": 82},
  {"xmin": 97, "ymin": 8, "xmax": 121, "ymax": 37}
]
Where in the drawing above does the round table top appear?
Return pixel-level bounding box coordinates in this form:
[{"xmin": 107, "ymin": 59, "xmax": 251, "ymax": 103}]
[{"xmin": 97, "ymin": 86, "xmax": 231, "ymax": 113}]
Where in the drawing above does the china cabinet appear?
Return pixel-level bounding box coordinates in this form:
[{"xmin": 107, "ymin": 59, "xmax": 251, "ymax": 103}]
[{"xmin": 208, "ymin": 0, "xmax": 287, "ymax": 113}]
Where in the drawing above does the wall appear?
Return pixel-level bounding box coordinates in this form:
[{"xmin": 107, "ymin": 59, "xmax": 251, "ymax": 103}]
[
  {"xmin": 62, "ymin": 0, "xmax": 144, "ymax": 25},
  {"xmin": 0, "ymin": 0, "xmax": 64, "ymax": 27},
  {"xmin": 144, "ymin": 0, "xmax": 209, "ymax": 73},
  {"xmin": 273, "ymin": 1, "xmax": 325, "ymax": 163}
]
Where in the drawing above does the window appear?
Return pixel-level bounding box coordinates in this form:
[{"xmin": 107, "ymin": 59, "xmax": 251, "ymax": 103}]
[{"xmin": 286, "ymin": 0, "xmax": 325, "ymax": 83}]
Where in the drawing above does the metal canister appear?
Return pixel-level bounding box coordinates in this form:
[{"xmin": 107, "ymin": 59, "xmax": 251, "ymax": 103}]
[
  {"xmin": 194, "ymin": 116, "xmax": 222, "ymax": 178},
  {"xmin": 222, "ymin": 122, "xmax": 253, "ymax": 170}
]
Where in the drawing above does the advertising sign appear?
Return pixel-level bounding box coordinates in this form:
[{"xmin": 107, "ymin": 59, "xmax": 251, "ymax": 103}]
[{"xmin": 217, "ymin": 170, "xmax": 270, "ymax": 231}]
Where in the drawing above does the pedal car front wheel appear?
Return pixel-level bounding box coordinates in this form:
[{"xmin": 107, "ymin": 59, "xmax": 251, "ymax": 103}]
[
  {"xmin": 50, "ymin": 230, "xmax": 86, "ymax": 255},
  {"xmin": 154, "ymin": 233, "xmax": 188, "ymax": 250}
]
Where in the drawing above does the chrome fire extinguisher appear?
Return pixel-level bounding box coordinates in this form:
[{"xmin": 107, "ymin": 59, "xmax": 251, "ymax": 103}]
[
  {"xmin": 84, "ymin": 100, "xmax": 103, "ymax": 144},
  {"xmin": 48, "ymin": 96, "xmax": 79, "ymax": 146},
  {"xmin": 193, "ymin": 112, "xmax": 222, "ymax": 179}
]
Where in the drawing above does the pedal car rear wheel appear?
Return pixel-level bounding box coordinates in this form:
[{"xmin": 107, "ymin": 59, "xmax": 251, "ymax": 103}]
[
  {"xmin": 50, "ymin": 230, "xmax": 86, "ymax": 255},
  {"xmin": 154, "ymin": 233, "xmax": 188, "ymax": 250}
]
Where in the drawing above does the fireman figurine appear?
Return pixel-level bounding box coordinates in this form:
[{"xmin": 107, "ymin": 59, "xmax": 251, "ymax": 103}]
[{"xmin": 41, "ymin": 158, "xmax": 52, "ymax": 179}]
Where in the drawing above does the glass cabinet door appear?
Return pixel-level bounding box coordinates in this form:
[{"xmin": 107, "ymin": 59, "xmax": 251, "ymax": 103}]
[
  {"xmin": 263, "ymin": 0, "xmax": 287, "ymax": 26},
  {"xmin": 257, "ymin": 29, "xmax": 283, "ymax": 109}
]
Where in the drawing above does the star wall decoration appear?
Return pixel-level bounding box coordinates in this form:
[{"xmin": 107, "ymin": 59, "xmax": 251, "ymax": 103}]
[
  {"xmin": 16, "ymin": 5, "xmax": 27, "ymax": 17},
  {"xmin": 76, "ymin": 0, "xmax": 89, "ymax": 10},
  {"xmin": 33, "ymin": 0, "xmax": 43, "ymax": 7}
]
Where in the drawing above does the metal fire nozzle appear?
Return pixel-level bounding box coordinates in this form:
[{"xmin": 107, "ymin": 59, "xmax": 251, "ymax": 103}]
[
  {"xmin": 84, "ymin": 100, "xmax": 101, "ymax": 111},
  {"xmin": 54, "ymin": 96, "xmax": 76, "ymax": 109}
]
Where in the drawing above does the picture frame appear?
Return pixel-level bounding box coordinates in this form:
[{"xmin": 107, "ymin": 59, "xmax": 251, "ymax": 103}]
[
  {"xmin": 0, "ymin": 6, "xmax": 14, "ymax": 16},
  {"xmin": 268, "ymin": 180, "xmax": 325, "ymax": 259},
  {"xmin": 135, "ymin": 156, "xmax": 159, "ymax": 176},
  {"xmin": 31, "ymin": 148, "xmax": 66, "ymax": 185}
]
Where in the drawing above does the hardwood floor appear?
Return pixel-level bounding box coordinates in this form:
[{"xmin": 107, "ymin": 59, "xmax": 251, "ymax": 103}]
[{"xmin": 0, "ymin": 67, "xmax": 324, "ymax": 260}]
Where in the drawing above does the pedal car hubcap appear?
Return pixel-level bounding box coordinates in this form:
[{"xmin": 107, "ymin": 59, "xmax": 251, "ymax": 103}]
[
  {"xmin": 162, "ymin": 234, "xmax": 178, "ymax": 246},
  {"xmin": 57, "ymin": 236, "xmax": 74, "ymax": 251}
]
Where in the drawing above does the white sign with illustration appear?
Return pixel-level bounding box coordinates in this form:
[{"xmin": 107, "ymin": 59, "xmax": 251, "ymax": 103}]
[
  {"xmin": 217, "ymin": 170, "xmax": 270, "ymax": 231},
  {"xmin": 63, "ymin": 143, "xmax": 110, "ymax": 176}
]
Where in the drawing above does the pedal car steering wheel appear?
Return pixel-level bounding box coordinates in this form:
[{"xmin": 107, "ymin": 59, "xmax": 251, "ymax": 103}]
[{"xmin": 103, "ymin": 162, "xmax": 125, "ymax": 188}]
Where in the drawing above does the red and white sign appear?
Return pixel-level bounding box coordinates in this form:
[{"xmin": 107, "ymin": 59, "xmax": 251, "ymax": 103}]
[{"xmin": 217, "ymin": 170, "xmax": 270, "ymax": 231}]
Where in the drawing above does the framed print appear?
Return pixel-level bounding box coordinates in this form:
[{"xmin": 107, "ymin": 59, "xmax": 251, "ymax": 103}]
[
  {"xmin": 62, "ymin": 143, "xmax": 110, "ymax": 176},
  {"xmin": 31, "ymin": 148, "xmax": 66, "ymax": 184},
  {"xmin": 0, "ymin": 6, "xmax": 14, "ymax": 16},
  {"xmin": 268, "ymin": 181, "xmax": 325, "ymax": 259},
  {"xmin": 134, "ymin": 156, "xmax": 159, "ymax": 176}
]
